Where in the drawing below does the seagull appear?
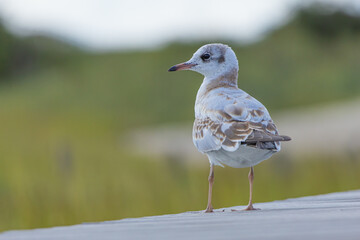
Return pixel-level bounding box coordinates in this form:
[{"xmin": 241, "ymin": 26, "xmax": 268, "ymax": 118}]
[{"xmin": 168, "ymin": 43, "xmax": 291, "ymax": 212}]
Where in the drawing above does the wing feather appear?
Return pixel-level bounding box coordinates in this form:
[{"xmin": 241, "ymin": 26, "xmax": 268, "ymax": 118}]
[{"xmin": 193, "ymin": 95, "xmax": 291, "ymax": 153}]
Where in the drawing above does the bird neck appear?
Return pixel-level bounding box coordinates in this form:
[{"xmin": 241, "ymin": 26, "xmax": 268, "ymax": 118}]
[
  {"xmin": 203, "ymin": 67, "xmax": 238, "ymax": 89},
  {"xmin": 196, "ymin": 68, "xmax": 238, "ymax": 103}
]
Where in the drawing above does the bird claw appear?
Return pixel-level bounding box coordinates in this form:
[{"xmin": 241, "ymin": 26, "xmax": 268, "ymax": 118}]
[
  {"xmin": 243, "ymin": 205, "xmax": 260, "ymax": 211},
  {"xmin": 231, "ymin": 205, "xmax": 260, "ymax": 211},
  {"xmin": 204, "ymin": 207, "xmax": 214, "ymax": 213}
]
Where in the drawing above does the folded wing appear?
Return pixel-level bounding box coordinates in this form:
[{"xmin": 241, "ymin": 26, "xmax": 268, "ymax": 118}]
[{"xmin": 193, "ymin": 95, "xmax": 291, "ymax": 153}]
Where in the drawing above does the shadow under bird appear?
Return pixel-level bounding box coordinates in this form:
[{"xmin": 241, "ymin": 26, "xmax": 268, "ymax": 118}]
[{"xmin": 168, "ymin": 43, "xmax": 291, "ymax": 212}]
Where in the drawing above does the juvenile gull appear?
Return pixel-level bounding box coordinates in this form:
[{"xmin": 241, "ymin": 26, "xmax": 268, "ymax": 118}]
[{"xmin": 169, "ymin": 43, "xmax": 291, "ymax": 212}]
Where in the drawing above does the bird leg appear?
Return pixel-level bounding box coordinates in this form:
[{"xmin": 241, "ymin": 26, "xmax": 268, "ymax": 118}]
[
  {"xmin": 205, "ymin": 164, "xmax": 214, "ymax": 213},
  {"xmin": 244, "ymin": 166, "xmax": 259, "ymax": 211}
]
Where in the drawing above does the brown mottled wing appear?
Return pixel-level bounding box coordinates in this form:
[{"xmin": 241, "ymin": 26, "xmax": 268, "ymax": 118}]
[
  {"xmin": 193, "ymin": 118, "xmax": 224, "ymax": 153},
  {"xmin": 220, "ymin": 120, "xmax": 289, "ymax": 151},
  {"xmin": 193, "ymin": 118, "xmax": 291, "ymax": 153},
  {"xmin": 193, "ymin": 94, "xmax": 291, "ymax": 153},
  {"xmin": 245, "ymin": 130, "xmax": 291, "ymax": 143}
]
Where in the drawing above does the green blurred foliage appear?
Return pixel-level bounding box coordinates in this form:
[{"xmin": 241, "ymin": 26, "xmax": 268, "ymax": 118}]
[
  {"xmin": 297, "ymin": 4, "xmax": 360, "ymax": 40},
  {"xmin": 0, "ymin": 6, "xmax": 360, "ymax": 231},
  {"xmin": 0, "ymin": 24, "xmax": 36, "ymax": 78}
]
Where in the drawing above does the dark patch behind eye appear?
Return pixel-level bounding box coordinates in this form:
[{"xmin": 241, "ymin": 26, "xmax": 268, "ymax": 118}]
[{"xmin": 218, "ymin": 55, "xmax": 225, "ymax": 63}]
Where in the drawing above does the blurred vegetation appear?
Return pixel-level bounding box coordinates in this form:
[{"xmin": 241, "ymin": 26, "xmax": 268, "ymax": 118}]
[{"xmin": 0, "ymin": 5, "xmax": 360, "ymax": 231}]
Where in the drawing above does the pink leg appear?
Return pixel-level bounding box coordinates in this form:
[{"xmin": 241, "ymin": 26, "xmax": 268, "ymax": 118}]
[
  {"xmin": 244, "ymin": 166, "xmax": 259, "ymax": 210},
  {"xmin": 205, "ymin": 164, "xmax": 214, "ymax": 213}
]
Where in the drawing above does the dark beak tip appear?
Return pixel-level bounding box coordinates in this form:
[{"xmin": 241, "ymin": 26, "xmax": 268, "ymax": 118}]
[{"xmin": 168, "ymin": 66, "xmax": 177, "ymax": 72}]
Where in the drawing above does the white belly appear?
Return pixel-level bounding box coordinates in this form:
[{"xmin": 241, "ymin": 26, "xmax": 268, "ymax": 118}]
[{"xmin": 206, "ymin": 145, "xmax": 275, "ymax": 168}]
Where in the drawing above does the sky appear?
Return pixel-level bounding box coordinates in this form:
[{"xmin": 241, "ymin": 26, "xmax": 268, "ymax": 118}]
[{"xmin": 0, "ymin": 0, "xmax": 359, "ymax": 51}]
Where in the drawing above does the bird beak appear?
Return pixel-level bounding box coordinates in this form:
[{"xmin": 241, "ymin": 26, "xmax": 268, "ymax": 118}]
[{"xmin": 168, "ymin": 62, "xmax": 197, "ymax": 72}]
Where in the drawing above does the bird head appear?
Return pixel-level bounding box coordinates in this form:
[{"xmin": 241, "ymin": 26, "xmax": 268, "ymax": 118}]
[{"xmin": 168, "ymin": 43, "xmax": 238, "ymax": 79}]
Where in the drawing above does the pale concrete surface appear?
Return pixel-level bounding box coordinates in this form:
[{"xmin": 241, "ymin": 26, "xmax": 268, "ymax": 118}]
[{"xmin": 1, "ymin": 190, "xmax": 360, "ymax": 240}]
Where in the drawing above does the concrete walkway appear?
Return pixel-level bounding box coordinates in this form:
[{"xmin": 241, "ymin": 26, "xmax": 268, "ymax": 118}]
[{"xmin": 2, "ymin": 190, "xmax": 360, "ymax": 240}]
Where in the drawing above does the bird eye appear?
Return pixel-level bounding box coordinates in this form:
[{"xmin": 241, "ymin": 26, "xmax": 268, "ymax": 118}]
[{"xmin": 201, "ymin": 53, "xmax": 211, "ymax": 61}]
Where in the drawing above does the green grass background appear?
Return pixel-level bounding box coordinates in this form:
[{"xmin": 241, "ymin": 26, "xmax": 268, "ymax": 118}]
[{"xmin": 0, "ymin": 6, "xmax": 360, "ymax": 231}]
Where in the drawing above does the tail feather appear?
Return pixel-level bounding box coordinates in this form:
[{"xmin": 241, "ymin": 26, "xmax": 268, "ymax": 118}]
[{"xmin": 245, "ymin": 130, "xmax": 292, "ymax": 143}]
